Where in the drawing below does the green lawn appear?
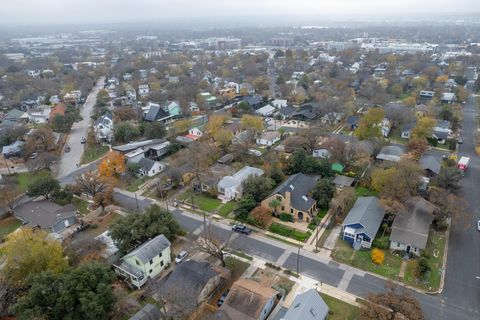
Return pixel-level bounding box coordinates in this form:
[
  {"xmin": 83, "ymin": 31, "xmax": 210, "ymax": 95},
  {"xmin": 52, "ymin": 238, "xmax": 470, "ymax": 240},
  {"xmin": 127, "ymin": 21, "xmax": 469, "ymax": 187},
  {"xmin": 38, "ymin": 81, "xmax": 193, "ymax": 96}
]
[
  {"xmin": 71, "ymin": 197, "xmax": 90, "ymax": 215},
  {"xmin": 0, "ymin": 217, "xmax": 22, "ymax": 239},
  {"xmin": 403, "ymin": 229, "xmax": 446, "ymax": 291},
  {"xmin": 355, "ymin": 186, "xmax": 379, "ymax": 198},
  {"xmin": 268, "ymin": 222, "xmax": 312, "ymax": 242},
  {"xmin": 333, "ymin": 239, "xmax": 402, "ymax": 279},
  {"xmin": 181, "ymin": 193, "xmax": 222, "ymax": 212},
  {"xmin": 81, "ymin": 144, "xmax": 109, "ymax": 164},
  {"xmin": 15, "ymin": 169, "xmax": 51, "ymax": 192},
  {"xmin": 321, "ymin": 294, "xmax": 359, "ymax": 320},
  {"xmin": 218, "ymin": 201, "xmax": 238, "ymax": 217},
  {"xmin": 125, "ymin": 176, "xmax": 151, "ymax": 192}
]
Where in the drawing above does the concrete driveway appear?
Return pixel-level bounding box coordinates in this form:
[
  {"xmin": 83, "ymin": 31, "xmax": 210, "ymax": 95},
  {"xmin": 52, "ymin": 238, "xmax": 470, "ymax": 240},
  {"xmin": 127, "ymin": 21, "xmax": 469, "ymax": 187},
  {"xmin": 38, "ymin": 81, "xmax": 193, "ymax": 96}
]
[{"xmin": 57, "ymin": 77, "xmax": 105, "ymax": 178}]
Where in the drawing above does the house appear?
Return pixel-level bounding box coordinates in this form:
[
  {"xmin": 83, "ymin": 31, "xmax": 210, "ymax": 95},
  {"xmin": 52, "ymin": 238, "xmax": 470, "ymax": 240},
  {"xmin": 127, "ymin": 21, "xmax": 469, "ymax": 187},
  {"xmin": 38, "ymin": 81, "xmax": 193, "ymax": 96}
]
[
  {"xmin": 312, "ymin": 149, "xmax": 331, "ymax": 159},
  {"xmin": 255, "ymin": 104, "xmax": 276, "ymax": 117},
  {"xmin": 281, "ymin": 289, "xmax": 329, "ymax": 320},
  {"xmin": 376, "ymin": 145, "xmax": 405, "ymax": 163},
  {"xmin": 144, "ymin": 105, "xmax": 174, "ymax": 123},
  {"xmin": 189, "ymin": 101, "xmax": 200, "ymax": 113},
  {"xmin": 159, "ymin": 260, "xmax": 227, "ymax": 316},
  {"xmin": 164, "ymin": 101, "xmax": 182, "ymax": 117},
  {"xmin": 129, "ymin": 304, "xmax": 163, "ymax": 320},
  {"xmin": 232, "ymin": 130, "xmax": 252, "ymax": 145},
  {"xmin": 272, "ymin": 99, "xmax": 288, "ymax": 109},
  {"xmin": 185, "ymin": 127, "xmax": 203, "ymax": 140},
  {"xmin": 217, "ymin": 153, "xmax": 234, "ymax": 165},
  {"xmin": 138, "ymin": 84, "xmax": 150, "ymax": 97},
  {"xmin": 114, "ymin": 139, "xmax": 171, "ymax": 162},
  {"xmin": 49, "ymin": 103, "xmax": 66, "ymax": 120},
  {"xmin": 390, "ymin": 197, "xmax": 435, "ymax": 256},
  {"xmin": 441, "ymin": 92, "xmax": 456, "ymax": 104},
  {"xmin": 243, "ymin": 95, "xmax": 263, "ymax": 110},
  {"xmin": 113, "ymin": 234, "xmax": 171, "ymax": 289},
  {"xmin": 320, "ymin": 112, "xmax": 344, "ymax": 125},
  {"xmin": 199, "ymin": 92, "xmax": 217, "ymax": 109},
  {"xmin": 277, "ymin": 106, "xmax": 296, "ymax": 120},
  {"xmin": 216, "ymin": 279, "xmax": 279, "ymax": 320},
  {"xmin": 14, "ymin": 200, "xmax": 77, "ymax": 234},
  {"xmin": 94, "ymin": 113, "xmax": 114, "ymax": 142},
  {"xmin": 218, "ymin": 166, "xmax": 264, "ymax": 201},
  {"xmin": 123, "ymin": 73, "xmax": 133, "ymax": 81},
  {"xmin": 0, "ymin": 109, "xmax": 29, "ymax": 126},
  {"xmin": 197, "ymin": 163, "xmax": 235, "ymax": 192},
  {"xmin": 379, "ymin": 118, "xmax": 392, "ymax": 137},
  {"xmin": 2, "ymin": 140, "xmax": 24, "ymax": 158},
  {"xmin": 138, "ymin": 158, "xmax": 163, "ymax": 177},
  {"xmin": 333, "ymin": 175, "xmax": 355, "ymax": 188},
  {"xmin": 261, "ymin": 173, "xmax": 318, "ymax": 223},
  {"xmin": 341, "ymin": 197, "xmax": 385, "ymax": 249},
  {"xmin": 400, "ymin": 121, "xmax": 416, "ymax": 139},
  {"xmin": 29, "ymin": 105, "xmax": 51, "ymax": 124},
  {"xmin": 433, "ymin": 120, "xmax": 451, "ymax": 144},
  {"xmin": 419, "ymin": 154, "xmax": 441, "ymax": 176},
  {"xmin": 256, "ymin": 131, "xmax": 280, "ymax": 146},
  {"xmin": 419, "ymin": 90, "xmax": 435, "ymax": 103},
  {"xmin": 374, "ymin": 67, "xmax": 387, "ymax": 78}
]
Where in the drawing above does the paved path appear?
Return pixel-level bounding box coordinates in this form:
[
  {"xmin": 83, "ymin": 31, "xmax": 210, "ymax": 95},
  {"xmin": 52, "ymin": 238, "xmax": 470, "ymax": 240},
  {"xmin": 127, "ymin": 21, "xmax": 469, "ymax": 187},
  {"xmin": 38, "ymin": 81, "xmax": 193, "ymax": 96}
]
[{"xmin": 57, "ymin": 77, "xmax": 105, "ymax": 178}]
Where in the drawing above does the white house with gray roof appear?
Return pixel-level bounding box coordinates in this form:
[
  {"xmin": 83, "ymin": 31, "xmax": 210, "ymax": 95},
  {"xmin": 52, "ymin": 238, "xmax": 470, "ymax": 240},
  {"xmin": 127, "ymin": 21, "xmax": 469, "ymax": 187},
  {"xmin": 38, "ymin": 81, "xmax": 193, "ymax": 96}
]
[
  {"xmin": 341, "ymin": 197, "xmax": 385, "ymax": 249},
  {"xmin": 113, "ymin": 234, "xmax": 171, "ymax": 289},
  {"xmin": 217, "ymin": 166, "xmax": 264, "ymax": 201},
  {"xmin": 281, "ymin": 289, "xmax": 329, "ymax": 320}
]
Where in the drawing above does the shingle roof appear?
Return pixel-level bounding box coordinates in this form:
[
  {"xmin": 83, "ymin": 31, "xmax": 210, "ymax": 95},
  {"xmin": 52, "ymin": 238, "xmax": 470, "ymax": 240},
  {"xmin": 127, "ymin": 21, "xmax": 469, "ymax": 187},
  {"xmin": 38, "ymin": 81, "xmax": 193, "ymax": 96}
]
[
  {"xmin": 268, "ymin": 173, "xmax": 318, "ymax": 213},
  {"xmin": 419, "ymin": 155, "xmax": 441, "ymax": 174},
  {"xmin": 14, "ymin": 200, "xmax": 76, "ymax": 230},
  {"xmin": 123, "ymin": 234, "xmax": 171, "ymax": 264},
  {"xmin": 333, "ymin": 175, "xmax": 355, "ymax": 187},
  {"xmin": 376, "ymin": 145, "xmax": 405, "ymax": 162},
  {"xmin": 129, "ymin": 304, "xmax": 163, "ymax": 320},
  {"xmin": 113, "ymin": 139, "xmax": 165, "ymax": 153},
  {"xmin": 144, "ymin": 105, "xmax": 170, "ymax": 122},
  {"xmin": 342, "ymin": 197, "xmax": 385, "ymax": 240},
  {"xmin": 218, "ymin": 166, "xmax": 264, "ymax": 190},
  {"xmin": 282, "ymin": 289, "xmax": 329, "ymax": 320},
  {"xmin": 390, "ymin": 197, "xmax": 435, "ymax": 250},
  {"xmin": 138, "ymin": 158, "xmax": 157, "ymax": 172}
]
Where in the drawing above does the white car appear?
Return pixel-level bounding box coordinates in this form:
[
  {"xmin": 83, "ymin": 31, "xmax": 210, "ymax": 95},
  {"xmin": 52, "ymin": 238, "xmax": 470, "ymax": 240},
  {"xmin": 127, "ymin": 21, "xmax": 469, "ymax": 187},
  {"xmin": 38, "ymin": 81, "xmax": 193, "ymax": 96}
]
[
  {"xmin": 477, "ymin": 220, "xmax": 480, "ymax": 231},
  {"xmin": 175, "ymin": 250, "xmax": 188, "ymax": 264}
]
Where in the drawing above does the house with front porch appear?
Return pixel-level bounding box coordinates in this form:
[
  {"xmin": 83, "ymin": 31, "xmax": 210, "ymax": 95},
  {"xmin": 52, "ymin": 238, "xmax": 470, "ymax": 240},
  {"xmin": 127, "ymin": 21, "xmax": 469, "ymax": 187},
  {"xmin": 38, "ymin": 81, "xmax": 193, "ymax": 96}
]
[
  {"xmin": 341, "ymin": 197, "xmax": 385, "ymax": 249},
  {"xmin": 261, "ymin": 173, "xmax": 318, "ymax": 223},
  {"xmin": 217, "ymin": 166, "xmax": 264, "ymax": 201},
  {"xmin": 113, "ymin": 234, "xmax": 171, "ymax": 289}
]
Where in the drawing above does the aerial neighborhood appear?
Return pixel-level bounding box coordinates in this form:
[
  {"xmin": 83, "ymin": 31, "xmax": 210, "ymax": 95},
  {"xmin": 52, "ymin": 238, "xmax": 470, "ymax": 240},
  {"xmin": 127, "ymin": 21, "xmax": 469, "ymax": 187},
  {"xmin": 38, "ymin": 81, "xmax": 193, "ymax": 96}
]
[{"xmin": 0, "ymin": 6, "xmax": 479, "ymax": 320}]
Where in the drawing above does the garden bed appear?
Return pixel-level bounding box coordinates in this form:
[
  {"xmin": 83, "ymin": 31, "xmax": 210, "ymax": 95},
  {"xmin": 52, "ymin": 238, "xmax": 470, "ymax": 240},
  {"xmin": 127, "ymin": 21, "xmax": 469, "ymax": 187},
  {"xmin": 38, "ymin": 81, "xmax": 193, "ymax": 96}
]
[{"xmin": 268, "ymin": 223, "xmax": 311, "ymax": 242}]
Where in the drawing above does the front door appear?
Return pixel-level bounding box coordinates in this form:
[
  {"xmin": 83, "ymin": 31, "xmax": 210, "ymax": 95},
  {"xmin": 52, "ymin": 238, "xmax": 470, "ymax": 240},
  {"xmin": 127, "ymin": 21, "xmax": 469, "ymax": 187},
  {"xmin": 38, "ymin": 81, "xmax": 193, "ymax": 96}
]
[
  {"xmin": 406, "ymin": 245, "xmax": 411, "ymax": 254},
  {"xmin": 298, "ymin": 212, "xmax": 304, "ymax": 221}
]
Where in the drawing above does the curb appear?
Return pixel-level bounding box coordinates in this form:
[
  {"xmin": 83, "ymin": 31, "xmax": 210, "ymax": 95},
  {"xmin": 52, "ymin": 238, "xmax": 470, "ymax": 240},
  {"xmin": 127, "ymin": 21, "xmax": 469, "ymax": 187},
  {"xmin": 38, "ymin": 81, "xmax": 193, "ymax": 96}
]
[{"xmin": 436, "ymin": 217, "xmax": 451, "ymax": 295}]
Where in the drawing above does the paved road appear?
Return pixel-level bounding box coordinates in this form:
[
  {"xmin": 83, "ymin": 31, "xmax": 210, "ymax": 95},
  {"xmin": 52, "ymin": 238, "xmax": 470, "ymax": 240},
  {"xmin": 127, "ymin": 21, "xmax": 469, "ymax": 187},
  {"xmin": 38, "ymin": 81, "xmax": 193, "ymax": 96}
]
[
  {"xmin": 57, "ymin": 77, "xmax": 105, "ymax": 178},
  {"xmin": 440, "ymin": 94, "xmax": 480, "ymax": 316}
]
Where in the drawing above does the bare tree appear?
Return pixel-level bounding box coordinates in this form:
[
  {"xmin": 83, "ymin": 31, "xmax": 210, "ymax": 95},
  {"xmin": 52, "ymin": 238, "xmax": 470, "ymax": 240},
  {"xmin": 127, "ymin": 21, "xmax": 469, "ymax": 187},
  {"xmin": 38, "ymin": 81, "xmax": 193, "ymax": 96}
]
[
  {"xmin": 196, "ymin": 224, "xmax": 228, "ymax": 267},
  {"xmin": 0, "ymin": 186, "xmax": 20, "ymax": 212},
  {"xmin": 75, "ymin": 170, "xmax": 108, "ymax": 198}
]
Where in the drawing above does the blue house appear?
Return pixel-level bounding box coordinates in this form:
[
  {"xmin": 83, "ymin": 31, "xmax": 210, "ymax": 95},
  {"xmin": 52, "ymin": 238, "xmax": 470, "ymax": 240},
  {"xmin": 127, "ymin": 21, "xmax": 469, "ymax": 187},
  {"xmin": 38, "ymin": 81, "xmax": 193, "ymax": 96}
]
[
  {"xmin": 341, "ymin": 197, "xmax": 385, "ymax": 249},
  {"xmin": 164, "ymin": 101, "xmax": 182, "ymax": 117}
]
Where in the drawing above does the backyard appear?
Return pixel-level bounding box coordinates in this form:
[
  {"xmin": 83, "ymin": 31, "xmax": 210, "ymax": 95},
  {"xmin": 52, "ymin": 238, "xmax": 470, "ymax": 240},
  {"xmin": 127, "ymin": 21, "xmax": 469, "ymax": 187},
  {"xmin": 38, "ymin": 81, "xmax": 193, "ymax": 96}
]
[
  {"xmin": 321, "ymin": 293, "xmax": 359, "ymax": 320},
  {"xmin": 15, "ymin": 169, "xmax": 51, "ymax": 192},
  {"xmin": 355, "ymin": 186, "xmax": 379, "ymax": 198},
  {"xmin": 0, "ymin": 216, "xmax": 22, "ymax": 240}
]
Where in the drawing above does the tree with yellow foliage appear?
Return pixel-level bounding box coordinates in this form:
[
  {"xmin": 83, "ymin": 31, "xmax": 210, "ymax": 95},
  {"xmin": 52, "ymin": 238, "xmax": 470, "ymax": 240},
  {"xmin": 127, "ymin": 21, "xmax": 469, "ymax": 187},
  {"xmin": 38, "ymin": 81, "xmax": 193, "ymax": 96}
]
[
  {"xmin": 241, "ymin": 114, "xmax": 264, "ymax": 138},
  {"xmin": 371, "ymin": 248, "xmax": 385, "ymax": 265},
  {"xmin": 355, "ymin": 108, "xmax": 385, "ymax": 140},
  {"xmin": 2, "ymin": 228, "xmax": 68, "ymax": 286},
  {"xmin": 205, "ymin": 114, "xmax": 231, "ymax": 138},
  {"xmin": 411, "ymin": 117, "xmax": 436, "ymax": 139},
  {"xmin": 98, "ymin": 151, "xmax": 126, "ymax": 178}
]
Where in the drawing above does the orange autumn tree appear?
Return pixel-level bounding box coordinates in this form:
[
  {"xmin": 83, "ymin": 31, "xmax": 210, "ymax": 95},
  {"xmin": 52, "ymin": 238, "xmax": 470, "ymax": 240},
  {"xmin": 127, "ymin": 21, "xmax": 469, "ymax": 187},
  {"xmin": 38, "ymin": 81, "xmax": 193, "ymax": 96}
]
[
  {"xmin": 371, "ymin": 248, "xmax": 385, "ymax": 265},
  {"xmin": 98, "ymin": 151, "xmax": 126, "ymax": 178}
]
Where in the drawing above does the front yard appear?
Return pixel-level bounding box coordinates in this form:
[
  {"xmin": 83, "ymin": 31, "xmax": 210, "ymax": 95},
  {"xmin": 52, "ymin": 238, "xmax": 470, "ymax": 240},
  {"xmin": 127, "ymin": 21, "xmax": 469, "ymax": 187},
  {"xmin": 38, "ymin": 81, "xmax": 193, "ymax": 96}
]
[
  {"xmin": 178, "ymin": 192, "xmax": 222, "ymax": 212},
  {"xmin": 15, "ymin": 169, "xmax": 51, "ymax": 192},
  {"xmin": 0, "ymin": 216, "xmax": 22, "ymax": 240},
  {"xmin": 321, "ymin": 294, "xmax": 359, "ymax": 320},
  {"xmin": 268, "ymin": 222, "xmax": 312, "ymax": 242}
]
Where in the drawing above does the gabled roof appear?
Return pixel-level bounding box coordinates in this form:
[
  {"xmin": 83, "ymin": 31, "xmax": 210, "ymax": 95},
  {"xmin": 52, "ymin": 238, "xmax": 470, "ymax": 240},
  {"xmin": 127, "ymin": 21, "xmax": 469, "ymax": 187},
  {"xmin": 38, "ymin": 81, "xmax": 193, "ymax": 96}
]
[
  {"xmin": 113, "ymin": 139, "xmax": 166, "ymax": 153},
  {"xmin": 342, "ymin": 197, "xmax": 385, "ymax": 240},
  {"xmin": 243, "ymin": 95, "xmax": 262, "ymax": 106},
  {"xmin": 144, "ymin": 105, "xmax": 171, "ymax": 122},
  {"xmin": 419, "ymin": 155, "xmax": 441, "ymax": 174},
  {"xmin": 278, "ymin": 105, "xmax": 296, "ymax": 117},
  {"xmin": 268, "ymin": 173, "xmax": 318, "ymax": 213},
  {"xmin": 14, "ymin": 200, "xmax": 76, "ymax": 230},
  {"xmin": 390, "ymin": 197, "xmax": 435, "ymax": 250},
  {"xmin": 376, "ymin": 145, "xmax": 405, "ymax": 162},
  {"xmin": 255, "ymin": 104, "xmax": 275, "ymax": 116},
  {"xmin": 333, "ymin": 175, "xmax": 355, "ymax": 187},
  {"xmin": 218, "ymin": 166, "xmax": 264, "ymax": 189},
  {"xmin": 138, "ymin": 158, "xmax": 157, "ymax": 172},
  {"xmin": 123, "ymin": 234, "xmax": 171, "ymax": 264},
  {"xmin": 282, "ymin": 289, "xmax": 329, "ymax": 320},
  {"xmin": 346, "ymin": 115, "xmax": 359, "ymax": 126}
]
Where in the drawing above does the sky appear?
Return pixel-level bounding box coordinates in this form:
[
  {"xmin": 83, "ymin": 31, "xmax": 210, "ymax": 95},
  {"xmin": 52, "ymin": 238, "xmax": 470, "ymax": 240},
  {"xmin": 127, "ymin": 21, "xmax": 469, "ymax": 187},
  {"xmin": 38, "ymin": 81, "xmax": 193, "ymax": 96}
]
[{"xmin": 1, "ymin": 0, "xmax": 480, "ymax": 26}]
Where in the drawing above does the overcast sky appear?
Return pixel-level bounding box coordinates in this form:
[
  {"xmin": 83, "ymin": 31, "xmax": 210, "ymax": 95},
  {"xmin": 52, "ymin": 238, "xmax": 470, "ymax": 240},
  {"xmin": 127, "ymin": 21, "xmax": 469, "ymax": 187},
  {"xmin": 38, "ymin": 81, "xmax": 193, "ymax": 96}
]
[{"xmin": 2, "ymin": 0, "xmax": 480, "ymax": 25}]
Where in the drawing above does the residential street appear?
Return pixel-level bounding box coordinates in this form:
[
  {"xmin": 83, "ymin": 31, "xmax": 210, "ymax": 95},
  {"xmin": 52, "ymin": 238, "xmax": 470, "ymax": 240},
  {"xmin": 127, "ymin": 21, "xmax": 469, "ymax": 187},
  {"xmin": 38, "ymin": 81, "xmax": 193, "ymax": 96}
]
[
  {"xmin": 440, "ymin": 94, "xmax": 480, "ymax": 315},
  {"xmin": 110, "ymin": 189, "xmax": 478, "ymax": 320},
  {"xmin": 56, "ymin": 77, "xmax": 105, "ymax": 178}
]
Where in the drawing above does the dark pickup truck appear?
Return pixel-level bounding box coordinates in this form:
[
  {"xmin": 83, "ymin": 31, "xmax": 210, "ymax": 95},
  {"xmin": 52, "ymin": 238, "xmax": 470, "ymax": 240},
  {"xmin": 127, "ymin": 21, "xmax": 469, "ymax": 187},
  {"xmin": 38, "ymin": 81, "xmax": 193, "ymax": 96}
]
[{"xmin": 232, "ymin": 224, "xmax": 252, "ymax": 235}]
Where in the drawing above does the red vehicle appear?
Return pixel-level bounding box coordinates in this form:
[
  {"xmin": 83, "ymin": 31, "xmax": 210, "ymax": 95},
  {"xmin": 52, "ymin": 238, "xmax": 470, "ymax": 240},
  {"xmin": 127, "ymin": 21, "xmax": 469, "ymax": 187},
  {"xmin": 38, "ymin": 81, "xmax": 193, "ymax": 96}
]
[{"xmin": 457, "ymin": 156, "xmax": 470, "ymax": 172}]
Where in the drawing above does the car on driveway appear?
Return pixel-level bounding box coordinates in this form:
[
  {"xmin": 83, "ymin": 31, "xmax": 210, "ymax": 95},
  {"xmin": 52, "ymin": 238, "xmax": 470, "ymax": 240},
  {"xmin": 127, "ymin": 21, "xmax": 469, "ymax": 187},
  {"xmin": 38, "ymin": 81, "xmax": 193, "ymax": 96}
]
[
  {"xmin": 232, "ymin": 224, "xmax": 252, "ymax": 235},
  {"xmin": 217, "ymin": 289, "xmax": 230, "ymax": 307},
  {"xmin": 175, "ymin": 250, "xmax": 188, "ymax": 263},
  {"xmin": 80, "ymin": 137, "xmax": 86, "ymax": 144}
]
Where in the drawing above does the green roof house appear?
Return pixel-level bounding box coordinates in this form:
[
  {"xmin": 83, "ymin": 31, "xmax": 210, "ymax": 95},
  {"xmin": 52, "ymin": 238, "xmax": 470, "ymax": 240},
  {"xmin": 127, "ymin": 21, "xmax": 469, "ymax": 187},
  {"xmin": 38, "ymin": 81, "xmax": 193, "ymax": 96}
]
[{"xmin": 332, "ymin": 162, "xmax": 344, "ymax": 173}]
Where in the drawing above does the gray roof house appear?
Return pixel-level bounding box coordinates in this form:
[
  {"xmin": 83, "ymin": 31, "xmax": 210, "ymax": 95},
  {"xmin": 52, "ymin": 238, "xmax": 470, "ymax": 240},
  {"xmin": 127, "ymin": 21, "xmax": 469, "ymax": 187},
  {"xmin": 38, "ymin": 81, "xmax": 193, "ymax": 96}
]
[
  {"xmin": 390, "ymin": 197, "xmax": 435, "ymax": 255},
  {"xmin": 137, "ymin": 158, "xmax": 162, "ymax": 177},
  {"xmin": 333, "ymin": 175, "xmax": 355, "ymax": 188},
  {"xmin": 14, "ymin": 200, "xmax": 77, "ymax": 234},
  {"xmin": 129, "ymin": 304, "xmax": 163, "ymax": 320},
  {"xmin": 282, "ymin": 289, "xmax": 329, "ymax": 320},
  {"xmin": 261, "ymin": 173, "xmax": 318, "ymax": 223},
  {"xmin": 341, "ymin": 197, "xmax": 385, "ymax": 249},
  {"xmin": 419, "ymin": 154, "xmax": 441, "ymax": 176},
  {"xmin": 376, "ymin": 145, "xmax": 405, "ymax": 163},
  {"xmin": 217, "ymin": 166, "xmax": 264, "ymax": 201},
  {"xmin": 144, "ymin": 105, "xmax": 173, "ymax": 123}
]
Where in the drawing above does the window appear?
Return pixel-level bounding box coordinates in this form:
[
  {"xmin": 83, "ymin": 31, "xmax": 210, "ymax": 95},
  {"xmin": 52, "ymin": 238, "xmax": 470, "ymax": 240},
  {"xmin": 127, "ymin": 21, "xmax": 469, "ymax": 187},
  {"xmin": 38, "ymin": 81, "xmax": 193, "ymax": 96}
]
[
  {"xmin": 397, "ymin": 243, "xmax": 400, "ymax": 248},
  {"xmin": 160, "ymin": 261, "xmax": 164, "ymax": 267},
  {"xmin": 276, "ymin": 195, "xmax": 282, "ymax": 201},
  {"xmin": 135, "ymin": 259, "xmax": 140, "ymax": 266},
  {"xmin": 149, "ymin": 269, "xmax": 153, "ymax": 274},
  {"xmin": 150, "ymin": 259, "xmax": 153, "ymax": 265},
  {"xmin": 290, "ymin": 208, "xmax": 294, "ymax": 214},
  {"xmin": 159, "ymin": 252, "xmax": 162, "ymax": 258}
]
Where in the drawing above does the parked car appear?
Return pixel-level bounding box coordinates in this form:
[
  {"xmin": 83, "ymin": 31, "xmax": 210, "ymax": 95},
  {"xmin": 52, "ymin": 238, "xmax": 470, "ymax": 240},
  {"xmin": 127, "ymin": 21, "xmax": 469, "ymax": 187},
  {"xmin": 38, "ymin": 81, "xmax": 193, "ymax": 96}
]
[
  {"xmin": 65, "ymin": 146, "xmax": 71, "ymax": 152},
  {"xmin": 232, "ymin": 224, "xmax": 252, "ymax": 235},
  {"xmin": 477, "ymin": 220, "xmax": 480, "ymax": 231},
  {"xmin": 80, "ymin": 137, "xmax": 86, "ymax": 144},
  {"xmin": 217, "ymin": 290, "xmax": 230, "ymax": 307},
  {"xmin": 175, "ymin": 250, "xmax": 188, "ymax": 264}
]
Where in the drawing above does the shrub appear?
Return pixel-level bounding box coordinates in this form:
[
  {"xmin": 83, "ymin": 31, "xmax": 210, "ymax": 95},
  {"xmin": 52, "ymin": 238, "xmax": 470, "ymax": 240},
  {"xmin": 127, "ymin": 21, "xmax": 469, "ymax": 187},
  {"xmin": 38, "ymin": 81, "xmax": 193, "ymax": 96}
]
[
  {"xmin": 265, "ymin": 262, "xmax": 281, "ymax": 270},
  {"xmin": 434, "ymin": 220, "xmax": 448, "ymax": 231},
  {"xmin": 372, "ymin": 236, "xmax": 390, "ymax": 250},
  {"xmin": 268, "ymin": 223, "xmax": 311, "ymax": 242},
  {"xmin": 417, "ymin": 257, "xmax": 431, "ymax": 278},
  {"xmin": 250, "ymin": 206, "xmax": 272, "ymax": 228},
  {"xmin": 371, "ymin": 248, "xmax": 385, "ymax": 265},
  {"xmin": 279, "ymin": 212, "xmax": 294, "ymax": 222}
]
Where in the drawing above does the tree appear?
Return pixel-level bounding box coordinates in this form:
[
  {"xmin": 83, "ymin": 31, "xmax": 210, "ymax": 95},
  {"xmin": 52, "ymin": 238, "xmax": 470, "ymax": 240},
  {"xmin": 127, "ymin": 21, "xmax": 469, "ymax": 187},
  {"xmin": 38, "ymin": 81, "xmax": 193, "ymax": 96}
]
[
  {"xmin": 298, "ymin": 127, "xmax": 324, "ymax": 153},
  {"xmin": 109, "ymin": 204, "xmax": 180, "ymax": 253},
  {"xmin": 431, "ymin": 167, "xmax": 462, "ymax": 193},
  {"xmin": 0, "ymin": 186, "xmax": 20, "ymax": 212},
  {"xmin": 93, "ymin": 186, "xmax": 113, "ymax": 214},
  {"xmin": 172, "ymin": 119, "xmax": 193, "ymax": 135},
  {"xmin": 23, "ymin": 127, "xmax": 54, "ymax": 155},
  {"xmin": 241, "ymin": 114, "xmax": 264, "ymax": 138},
  {"xmin": 233, "ymin": 196, "xmax": 257, "ymax": 220},
  {"xmin": 359, "ymin": 285, "xmax": 425, "ymax": 320},
  {"xmin": 13, "ymin": 262, "xmax": 115, "ymax": 320},
  {"xmin": 197, "ymin": 226, "xmax": 227, "ymax": 267},
  {"xmin": 98, "ymin": 151, "xmax": 126, "ymax": 178},
  {"xmin": 269, "ymin": 165, "xmax": 285, "ymax": 184},
  {"xmin": 141, "ymin": 121, "xmax": 166, "ymax": 139},
  {"xmin": 2, "ymin": 228, "xmax": 68, "ymax": 287},
  {"xmin": 429, "ymin": 187, "xmax": 466, "ymax": 222},
  {"xmin": 371, "ymin": 248, "xmax": 385, "ymax": 265},
  {"xmin": 213, "ymin": 128, "xmax": 233, "ymax": 148},
  {"xmin": 411, "ymin": 117, "xmax": 436, "ymax": 140},
  {"xmin": 312, "ymin": 178, "xmax": 335, "ymax": 209},
  {"xmin": 75, "ymin": 170, "xmax": 110, "ymax": 197},
  {"xmin": 205, "ymin": 114, "xmax": 231, "ymax": 137},
  {"xmin": 330, "ymin": 187, "xmax": 357, "ymax": 218},
  {"xmin": 286, "ymin": 149, "xmax": 333, "ymax": 177},
  {"xmin": 51, "ymin": 114, "xmax": 73, "ymax": 133},
  {"xmin": 250, "ymin": 206, "xmax": 272, "ymax": 228},
  {"xmin": 355, "ymin": 108, "xmax": 385, "ymax": 140},
  {"xmin": 438, "ymin": 107, "xmax": 453, "ymax": 121},
  {"xmin": 241, "ymin": 175, "xmax": 273, "ymax": 203},
  {"xmin": 96, "ymin": 89, "xmax": 110, "ymax": 107},
  {"xmin": 114, "ymin": 106, "xmax": 138, "ymax": 122},
  {"xmin": 113, "ymin": 122, "xmax": 140, "ymax": 143},
  {"xmin": 268, "ymin": 199, "xmax": 281, "ymax": 215},
  {"xmin": 406, "ymin": 138, "xmax": 428, "ymax": 159},
  {"xmin": 26, "ymin": 176, "xmax": 60, "ymax": 199}
]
